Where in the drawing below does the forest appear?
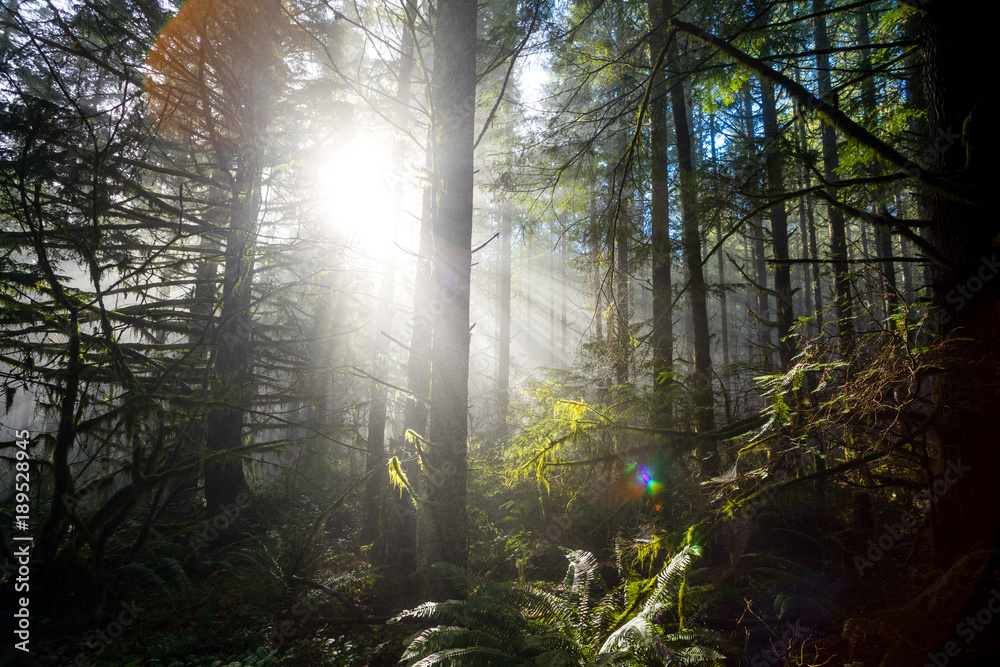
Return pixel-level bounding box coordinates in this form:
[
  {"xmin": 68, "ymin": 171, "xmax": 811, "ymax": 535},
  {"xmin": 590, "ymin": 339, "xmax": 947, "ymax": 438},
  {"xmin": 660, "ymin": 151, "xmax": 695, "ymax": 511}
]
[{"xmin": 1, "ymin": 0, "xmax": 998, "ymax": 664}]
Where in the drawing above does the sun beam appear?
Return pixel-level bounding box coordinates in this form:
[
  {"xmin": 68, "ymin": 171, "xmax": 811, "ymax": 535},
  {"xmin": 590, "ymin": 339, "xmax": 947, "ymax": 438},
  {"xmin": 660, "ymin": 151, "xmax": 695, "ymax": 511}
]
[{"xmin": 307, "ymin": 134, "xmax": 396, "ymax": 258}]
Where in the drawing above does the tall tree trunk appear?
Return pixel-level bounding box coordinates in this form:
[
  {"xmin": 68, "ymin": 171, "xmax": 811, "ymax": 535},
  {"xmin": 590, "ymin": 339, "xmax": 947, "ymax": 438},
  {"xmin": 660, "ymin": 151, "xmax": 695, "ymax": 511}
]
[
  {"xmin": 35, "ymin": 309, "xmax": 81, "ymax": 590},
  {"xmin": 760, "ymin": 71, "xmax": 795, "ymax": 369},
  {"xmin": 795, "ymin": 136, "xmax": 815, "ymax": 326},
  {"xmin": 895, "ymin": 196, "xmax": 915, "ymax": 306},
  {"xmin": 708, "ymin": 114, "xmax": 729, "ymax": 372},
  {"xmin": 742, "ymin": 86, "xmax": 773, "ymax": 369},
  {"xmin": 399, "ymin": 173, "xmax": 433, "ymax": 574},
  {"xmin": 649, "ymin": 0, "xmax": 673, "ymax": 421},
  {"xmin": 591, "ymin": 196, "xmax": 607, "ymax": 380},
  {"xmin": 368, "ymin": 1, "xmax": 418, "ymax": 559},
  {"xmin": 175, "ymin": 232, "xmax": 219, "ymax": 518},
  {"xmin": 204, "ymin": 152, "xmax": 259, "ymax": 513},
  {"xmin": 668, "ymin": 17, "xmax": 714, "ymax": 433},
  {"xmin": 716, "ymin": 219, "xmax": 730, "ymax": 368},
  {"xmin": 792, "ymin": 67, "xmax": 824, "ymax": 335},
  {"xmin": 614, "ymin": 200, "xmax": 630, "ymax": 385},
  {"xmin": 813, "ymin": 0, "xmax": 854, "ymax": 357},
  {"xmin": 797, "ymin": 181, "xmax": 813, "ymax": 322},
  {"xmin": 854, "ymin": 7, "xmax": 898, "ymax": 321},
  {"xmin": 919, "ymin": 0, "xmax": 1000, "ymax": 570},
  {"xmin": 418, "ymin": 0, "xmax": 476, "ymax": 600},
  {"xmin": 361, "ymin": 244, "xmax": 397, "ymax": 548}
]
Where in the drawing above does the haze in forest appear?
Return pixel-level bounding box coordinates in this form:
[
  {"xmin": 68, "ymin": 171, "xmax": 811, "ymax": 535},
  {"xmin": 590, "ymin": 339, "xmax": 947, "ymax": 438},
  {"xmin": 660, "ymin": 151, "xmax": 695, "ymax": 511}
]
[{"xmin": 1, "ymin": 0, "xmax": 998, "ymax": 665}]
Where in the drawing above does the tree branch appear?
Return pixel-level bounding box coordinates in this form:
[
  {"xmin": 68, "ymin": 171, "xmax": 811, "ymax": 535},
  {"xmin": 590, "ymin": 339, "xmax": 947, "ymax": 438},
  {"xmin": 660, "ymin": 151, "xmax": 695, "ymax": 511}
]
[
  {"xmin": 291, "ymin": 575, "xmax": 369, "ymax": 622},
  {"xmin": 670, "ymin": 19, "xmax": 965, "ymax": 200}
]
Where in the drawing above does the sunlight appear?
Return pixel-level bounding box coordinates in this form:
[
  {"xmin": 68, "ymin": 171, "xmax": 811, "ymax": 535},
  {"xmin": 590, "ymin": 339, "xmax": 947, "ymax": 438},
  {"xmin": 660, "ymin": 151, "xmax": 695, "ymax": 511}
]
[{"xmin": 307, "ymin": 134, "xmax": 397, "ymax": 257}]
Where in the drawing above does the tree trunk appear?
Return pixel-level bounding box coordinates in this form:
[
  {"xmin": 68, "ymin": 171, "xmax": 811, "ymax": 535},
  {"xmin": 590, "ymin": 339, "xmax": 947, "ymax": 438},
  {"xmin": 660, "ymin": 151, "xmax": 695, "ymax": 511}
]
[
  {"xmin": 361, "ymin": 251, "xmax": 396, "ymax": 547},
  {"xmin": 792, "ymin": 69, "xmax": 824, "ymax": 335},
  {"xmin": 614, "ymin": 200, "xmax": 631, "ymax": 386},
  {"xmin": 648, "ymin": 0, "xmax": 673, "ymax": 421},
  {"xmin": 35, "ymin": 310, "xmax": 81, "ymax": 589},
  {"xmin": 367, "ymin": 1, "xmax": 417, "ymax": 556},
  {"xmin": 708, "ymin": 114, "xmax": 729, "ymax": 373},
  {"xmin": 524, "ymin": 235, "xmax": 532, "ymax": 361},
  {"xmin": 919, "ymin": 0, "xmax": 1000, "ymax": 570},
  {"xmin": 742, "ymin": 86, "xmax": 773, "ymax": 369},
  {"xmin": 418, "ymin": 0, "xmax": 476, "ymax": 601},
  {"xmin": 760, "ymin": 71, "xmax": 795, "ymax": 370},
  {"xmin": 398, "ymin": 171, "xmax": 434, "ymax": 574},
  {"xmin": 812, "ymin": 0, "xmax": 854, "ymax": 357},
  {"xmin": 204, "ymin": 151, "xmax": 258, "ymax": 513},
  {"xmin": 668, "ymin": 18, "xmax": 714, "ymax": 433},
  {"xmin": 797, "ymin": 177, "xmax": 813, "ymax": 322}
]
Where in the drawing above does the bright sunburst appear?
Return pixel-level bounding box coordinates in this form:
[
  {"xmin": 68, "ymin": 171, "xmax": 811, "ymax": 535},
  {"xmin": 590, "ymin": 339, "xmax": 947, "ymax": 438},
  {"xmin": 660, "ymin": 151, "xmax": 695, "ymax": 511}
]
[{"xmin": 307, "ymin": 134, "xmax": 397, "ymax": 258}]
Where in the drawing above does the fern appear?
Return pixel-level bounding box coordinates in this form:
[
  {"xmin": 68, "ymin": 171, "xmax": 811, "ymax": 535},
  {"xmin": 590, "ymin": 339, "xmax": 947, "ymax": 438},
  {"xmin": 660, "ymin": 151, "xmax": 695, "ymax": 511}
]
[
  {"xmin": 118, "ymin": 561, "xmax": 169, "ymax": 595},
  {"xmin": 159, "ymin": 557, "xmax": 194, "ymax": 603},
  {"xmin": 235, "ymin": 534, "xmax": 289, "ymax": 600},
  {"xmin": 397, "ymin": 543, "xmax": 732, "ymax": 666}
]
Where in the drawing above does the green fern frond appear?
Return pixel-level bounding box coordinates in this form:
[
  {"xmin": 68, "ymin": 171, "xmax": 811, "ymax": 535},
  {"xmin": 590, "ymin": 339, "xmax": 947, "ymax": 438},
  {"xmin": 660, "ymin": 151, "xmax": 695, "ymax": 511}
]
[
  {"xmin": 402, "ymin": 626, "xmax": 505, "ymax": 658},
  {"xmin": 433, "ymin": 561, "xmax": 480, "ymax": 597},
  {"xmin": 235, "ymin": 535, "xmax": 288, "ymax": 598},
  {"xmin": 394, "ymin": 600, "xmax": 479, "ymax": 627},
  {"xmin": 599, "ymin": 614, "xmax": 655, "ymax": 655},
  {"xmin": 399, "ymin": 541, "xmax": 732, "ymax": 667},
  {"xmin": 563, "ymin": 549, "xmax": 601, "ymax": 629},
  {"xmin": 661, "ymin": 630, "xmax": 730, "ymax": 666},
  {"xmin": 410, "ymin": 646, "xmax": 518, "ymax": 666},
  {"xmin": 645, "ymin": 544, "xmax": 699, "ymax": 614},
  {"xmin": 117, "ymin": 562, "xmax": 168, "ymax": 595},
  {"xmin": 159, "ymin": 557, "xmax": 193, "ymax": 602},
  {"xmin": 484, "ymin": 583, "xmax": 567, "ymax": 625},
  {"xmin": 586, "ymin": 652, "xmax": 643, "ymax": 666},
  {"xmin": 517, "ymin": 631, "xmax": 587, "ymax": 656}
]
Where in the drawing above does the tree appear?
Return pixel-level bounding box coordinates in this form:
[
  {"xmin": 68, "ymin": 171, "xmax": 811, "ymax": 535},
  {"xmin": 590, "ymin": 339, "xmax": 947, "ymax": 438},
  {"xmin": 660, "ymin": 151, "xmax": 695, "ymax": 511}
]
[
  {"xmin": 667, "ymin": 3, "xmax": 714, "ymax": 433},
  {"xmin": 145, "ymin": 0, "xmax": 294, "ymax": 510},
  {"xmin": 648, "ymin": 0, "xmax": 673, "ymax": 421},
  {"xmin": 812, "ymin": 0, "xmax": 854, "ymax": 357},
  {"xmin": 362, "ymin": 0, "xmax": 418, "ymax": 553},
  {"xmin": 760, "ymin": 64, "xmax": 794, "ymax": 370},
  {"xmin": 418, "ymin": 0, "xmax": 478, "ymax": 600},
  {"xmin": 916, "ymin": 0, "xmax": 1000, "ymax": 573}
]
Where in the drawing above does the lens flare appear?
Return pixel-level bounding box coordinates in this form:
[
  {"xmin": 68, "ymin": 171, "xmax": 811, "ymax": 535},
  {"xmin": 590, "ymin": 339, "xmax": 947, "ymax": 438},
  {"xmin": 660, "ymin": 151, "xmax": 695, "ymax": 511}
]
[{"xmin": 636, "ymin": 466, "xmax": 664, "ymax": 497}]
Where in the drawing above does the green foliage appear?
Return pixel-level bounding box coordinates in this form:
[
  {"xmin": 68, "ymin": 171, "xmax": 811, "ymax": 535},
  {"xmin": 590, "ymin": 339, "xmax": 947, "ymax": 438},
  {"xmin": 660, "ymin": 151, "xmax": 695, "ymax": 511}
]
[
  {"xmin": 117, "ymin": 557, "xmax": 194, "ymax": 610},
  {"xmin": 395, "ymin": 541, "xmax": 730, "ymax": 666},
  {"xmin": 235, "ymin": 533, "xmax": 290, "ymax": 602},
  {"xmin": 389, "ymin": 455, "xmax": 418, "ymax": 506}
]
